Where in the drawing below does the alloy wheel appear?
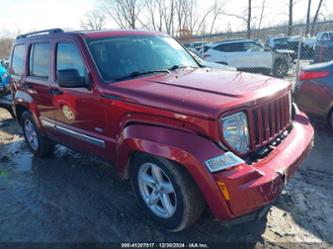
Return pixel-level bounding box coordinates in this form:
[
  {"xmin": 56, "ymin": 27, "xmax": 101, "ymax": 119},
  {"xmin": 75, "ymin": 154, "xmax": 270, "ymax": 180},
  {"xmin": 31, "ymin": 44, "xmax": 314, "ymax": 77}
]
[
  {"xmin": 24, "ymin": 119, "xmax": 39, "ymax": 151},
  {"xmin": 137, "ymin": 162, "xmax": 177, "ymax": 218},
  {"xmin": 275, "ymin": 62, "xmax": 288, "ymax": 77}
]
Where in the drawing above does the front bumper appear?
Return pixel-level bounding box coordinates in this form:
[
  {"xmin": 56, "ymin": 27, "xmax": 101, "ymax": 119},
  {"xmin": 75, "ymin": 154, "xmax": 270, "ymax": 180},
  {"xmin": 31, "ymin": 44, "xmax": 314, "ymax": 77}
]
[{"xmin": 207, "ymin": 111, "xmax": 314, "ymax": 220}]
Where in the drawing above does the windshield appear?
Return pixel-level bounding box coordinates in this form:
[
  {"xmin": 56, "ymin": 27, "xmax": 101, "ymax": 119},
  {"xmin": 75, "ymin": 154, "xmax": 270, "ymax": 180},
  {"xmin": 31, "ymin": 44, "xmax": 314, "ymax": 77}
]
[{"xmin": 87, "ymin": 35, "xmax": 198, "ymax": 82}]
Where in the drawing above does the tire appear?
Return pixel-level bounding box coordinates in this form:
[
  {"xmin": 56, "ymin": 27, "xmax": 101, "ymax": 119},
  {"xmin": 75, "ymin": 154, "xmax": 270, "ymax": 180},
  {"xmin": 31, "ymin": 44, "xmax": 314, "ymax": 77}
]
[
  {"xmin": 21, "ymin": 111, "xmax": 54, "ymax": 157},
  {"xmin": 272, "ymin": 60, "xmax": 289, "ymax": 78},
  {"xmin": 130, "ymin": 153, "xmax": 205, "ymax": 232}
]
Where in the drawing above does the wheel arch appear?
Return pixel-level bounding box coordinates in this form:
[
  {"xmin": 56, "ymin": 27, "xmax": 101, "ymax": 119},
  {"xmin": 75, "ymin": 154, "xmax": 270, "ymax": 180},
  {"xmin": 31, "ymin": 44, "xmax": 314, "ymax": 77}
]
[
  {"xmin": 115, "ymin": 123, "xmax": 233, "ymax": 219},
  {"xmin": 15, "ymin": 104, "xmax": 30, "ymax": 124}
]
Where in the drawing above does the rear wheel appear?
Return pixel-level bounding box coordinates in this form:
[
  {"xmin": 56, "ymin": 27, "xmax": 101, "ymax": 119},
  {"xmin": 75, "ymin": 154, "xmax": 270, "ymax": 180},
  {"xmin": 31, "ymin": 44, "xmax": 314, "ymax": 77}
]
[
  {"xmin": 21, "ymin": 111, "xmax": 54, "ymax": 157},
  {"xmin": 273, "ymin": 60, "xmax": 289, "ymax": 78},
  {"xmin": 130, "ymin": 153, "xmax": 205, "ymax": 232}
]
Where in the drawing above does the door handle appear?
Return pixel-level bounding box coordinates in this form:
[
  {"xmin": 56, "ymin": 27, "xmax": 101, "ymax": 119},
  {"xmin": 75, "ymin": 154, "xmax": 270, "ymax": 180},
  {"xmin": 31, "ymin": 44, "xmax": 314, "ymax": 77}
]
[{"xmin": 49, "ymin": 89, "xmax": 63, "ymax": 95}]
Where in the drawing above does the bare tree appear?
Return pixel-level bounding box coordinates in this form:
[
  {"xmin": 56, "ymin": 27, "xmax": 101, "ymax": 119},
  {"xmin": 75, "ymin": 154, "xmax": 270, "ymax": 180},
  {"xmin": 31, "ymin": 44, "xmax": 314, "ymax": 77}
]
[
  {"xmin": 143, "ymin": 0, "xmax": 163, "ymax": 31},
  {"xmin": 311, "ymin": 0, "xmax": 325, "ymax": 35},
  {"xmin": 247, "ymin": 0, "xmax": 252, "ymax": 38},
  {"xmin": 80, "ymin": 9, "xmax": 106, "ymax": 30},
  {"xmin": 225, "ymin": 0, "xmax": 253, "ymax": 38},
  {"xmin": 0, "ymin": 38, "xmax": 13, "ymax": 58},
  {"xmin": 256, "ymin": 0, "xmax": 267, "ymax": 39},
  {"xmin": 287, "ymin": 0, "xmax": 297, "ymax": 35},
  {"xmin": 305, "ymin": 0, "xmax": 312, "ymax": 35},
  {"xmin": 208, "ymin": 0, "xmax": 225, "ymax": 35},
  {"xmin": 103, "ymin": 0, "xmax": 142, "ymax": 29}
]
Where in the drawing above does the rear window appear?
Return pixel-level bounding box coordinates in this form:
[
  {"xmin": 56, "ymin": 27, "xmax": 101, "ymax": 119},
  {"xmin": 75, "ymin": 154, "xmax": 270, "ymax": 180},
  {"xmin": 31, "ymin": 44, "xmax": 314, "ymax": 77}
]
[
  {"xmin": 11, "ymin": 44, "xmax": 26, "ymax": 76},
  {"xmin": 29, "ymin": 43, "xmax": 51, "ymax": 79}
]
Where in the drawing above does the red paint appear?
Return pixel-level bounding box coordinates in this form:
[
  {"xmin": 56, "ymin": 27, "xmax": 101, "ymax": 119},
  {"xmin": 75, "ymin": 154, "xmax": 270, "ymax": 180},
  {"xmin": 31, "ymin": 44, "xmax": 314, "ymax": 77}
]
[
  {"xmin": 10, "ymin": 30, "xmax": 314, "ymax": 221},
  {"xmin": 299, "ymin": 70, "xmax": 330, "ymax": 80}
]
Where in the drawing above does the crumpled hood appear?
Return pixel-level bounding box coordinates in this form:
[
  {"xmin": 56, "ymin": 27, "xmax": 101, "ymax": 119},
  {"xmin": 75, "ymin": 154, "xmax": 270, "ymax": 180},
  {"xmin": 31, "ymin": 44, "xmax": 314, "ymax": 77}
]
[{"xmin": 105, "ymin": 68, "xmax": 291, "ymax": 119}]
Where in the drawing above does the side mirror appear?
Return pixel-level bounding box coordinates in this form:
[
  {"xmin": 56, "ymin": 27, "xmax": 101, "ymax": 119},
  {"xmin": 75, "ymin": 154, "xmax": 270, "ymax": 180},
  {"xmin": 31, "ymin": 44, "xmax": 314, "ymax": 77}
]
[
  {"xmin": 264, "ymin": 47, "xmax": 271, "ymax": 52},
  {"xmin": 57, "ymin": 69, "xmax": 87, "ymax": 88}
]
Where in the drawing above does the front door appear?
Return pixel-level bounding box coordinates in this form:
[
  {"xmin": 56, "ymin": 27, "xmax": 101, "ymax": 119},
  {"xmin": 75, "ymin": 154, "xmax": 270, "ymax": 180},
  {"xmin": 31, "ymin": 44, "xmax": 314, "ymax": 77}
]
[{"xmin": 51, "ymin": 41, "xmax": 108, "ymax": 158}]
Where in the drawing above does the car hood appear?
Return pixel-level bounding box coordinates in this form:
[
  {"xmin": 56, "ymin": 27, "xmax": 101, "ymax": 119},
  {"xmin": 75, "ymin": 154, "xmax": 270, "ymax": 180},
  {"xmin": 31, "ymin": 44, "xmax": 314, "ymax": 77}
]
[{"xmin": 104, "ymin": 68, "xmax": 291, "ymax": 119}]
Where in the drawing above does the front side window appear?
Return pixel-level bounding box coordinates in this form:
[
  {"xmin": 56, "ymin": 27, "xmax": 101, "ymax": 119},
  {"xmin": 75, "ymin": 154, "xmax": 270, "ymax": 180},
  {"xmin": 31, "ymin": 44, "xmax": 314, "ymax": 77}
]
[
  {"xmin": 29, "ymin": 43, "xmax": 51, "ymax": 79},
  {"xmin": 56, "ymin": 42, "xmax": 85, "ymax": 78},
  {"xmin": 87, "ymin": 35, "xmax": 198, "ymax": 82},
  {"xmin": 11, "ymin": 44, "xmax": 26, "ymax": 76}
]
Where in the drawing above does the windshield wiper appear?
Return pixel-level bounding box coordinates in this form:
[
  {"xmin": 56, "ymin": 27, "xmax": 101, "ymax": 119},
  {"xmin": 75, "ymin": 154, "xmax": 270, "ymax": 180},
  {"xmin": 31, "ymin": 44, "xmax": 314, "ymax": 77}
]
[
  {"xmin": 168, "ymin": 64, "xmax": 198, "ymax": 71},
  {"xmin": 168, "ymin": 64, "xmax": 187, "ymax": 70},
  {"xmin": 114, "ymin": 69, "xmax": 170, "ymax": 81}
]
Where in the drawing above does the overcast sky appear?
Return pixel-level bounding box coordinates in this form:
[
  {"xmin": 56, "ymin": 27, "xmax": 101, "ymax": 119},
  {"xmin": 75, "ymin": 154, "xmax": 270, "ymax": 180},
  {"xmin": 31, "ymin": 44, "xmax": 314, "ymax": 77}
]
[{"xmin": 0, "ymin": 0, "xmax": 332, "ymax": 38}]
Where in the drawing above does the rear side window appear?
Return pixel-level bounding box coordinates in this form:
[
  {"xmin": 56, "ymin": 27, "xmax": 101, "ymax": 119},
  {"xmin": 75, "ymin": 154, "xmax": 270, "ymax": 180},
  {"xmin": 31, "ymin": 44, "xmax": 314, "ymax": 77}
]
[
  {"xmin": 29, "ymin": 43, "xmax": 51, "ymax": 79},
  {"xmin": 214, "ymin": 43, "xmax": 245, "ymax": 52},
  {"xmin": 244, "ymin": 42, "xmax": 264, "ymax": 52},
  {"xmin": 56, "ymin": 42, "xmax": 85, "ymax": 78},
  {"xmin": 11, "ymin": 45, "xmax": 26, "ymax": 76}
]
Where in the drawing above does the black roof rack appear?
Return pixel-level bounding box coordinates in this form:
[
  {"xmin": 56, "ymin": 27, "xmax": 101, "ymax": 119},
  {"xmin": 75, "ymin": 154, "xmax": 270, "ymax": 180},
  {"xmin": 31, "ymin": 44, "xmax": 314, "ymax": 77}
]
[{"xmin": 16, "ymin": 28, "xmax": 64, "ymax": 39}]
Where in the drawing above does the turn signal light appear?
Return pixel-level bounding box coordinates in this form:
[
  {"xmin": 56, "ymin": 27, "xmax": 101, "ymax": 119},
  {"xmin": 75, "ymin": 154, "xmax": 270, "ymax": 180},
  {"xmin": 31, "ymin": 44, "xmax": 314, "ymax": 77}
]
[{"xmin": 217, "ymin": 181, "xmax": 230, "ymax": 201}]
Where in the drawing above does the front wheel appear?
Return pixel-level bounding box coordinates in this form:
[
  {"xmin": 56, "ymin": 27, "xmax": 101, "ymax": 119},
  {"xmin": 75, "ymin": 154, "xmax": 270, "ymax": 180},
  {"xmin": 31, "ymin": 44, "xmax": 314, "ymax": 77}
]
[
  {"xmin": 272, "ymin": 60, "xmax": 289, "ymax": 78},
  {"xmin": 130, "ymin": 153, "xmax": 205, "ymax": 232},
  {"xmin": 21, "ymin": 111, "xmax": 54, "ymax": 157}
]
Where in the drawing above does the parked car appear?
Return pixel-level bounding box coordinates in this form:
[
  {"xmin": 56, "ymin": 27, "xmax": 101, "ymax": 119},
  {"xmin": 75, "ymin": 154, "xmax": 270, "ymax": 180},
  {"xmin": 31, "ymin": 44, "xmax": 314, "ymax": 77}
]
[
  {"xmin": 187, "ymin": 41, "xmax": 206, "ymax": 52},
  {"xmin": 295, "ymin": 61, "xmax": 333, "ymax": 128},
  {"xmin": 10, "ymin": 29, "xmax": 313, "ymax": 231},
  {"xmin": 313, "ymin": 31, "xmax": 333, "ymax": 63},
  {"xmin": 0, "ymin": 63, "xmax": 10, "ymax": 88},
  {"xmin": 0, "ymin": 63, "xmax": 14, "ymax": 117},
  {"xmin": 266, "ymin": 36, "xmax": 313, "ymax": 59},
  {"xmin": 188, "ymin": 51, "xmax": 237, "ymax": 71},
  {"xmin": 203, "ymin": 39, "xmax": 293, "ymax": 78}
]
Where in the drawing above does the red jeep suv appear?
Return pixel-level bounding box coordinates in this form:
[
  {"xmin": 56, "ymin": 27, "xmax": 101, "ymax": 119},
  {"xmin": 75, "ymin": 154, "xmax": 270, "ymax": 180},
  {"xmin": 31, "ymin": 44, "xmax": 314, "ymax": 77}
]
[{"xmin": 9, "ymin": 29, "xmax": 314, "ymax": 231}]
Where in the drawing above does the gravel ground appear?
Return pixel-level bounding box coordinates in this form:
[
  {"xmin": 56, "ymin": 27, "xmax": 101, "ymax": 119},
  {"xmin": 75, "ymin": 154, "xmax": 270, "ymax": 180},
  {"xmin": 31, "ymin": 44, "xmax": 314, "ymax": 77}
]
[{"xmin": 0, "ymin": 108, "xmax": 332, "ymax": 249}]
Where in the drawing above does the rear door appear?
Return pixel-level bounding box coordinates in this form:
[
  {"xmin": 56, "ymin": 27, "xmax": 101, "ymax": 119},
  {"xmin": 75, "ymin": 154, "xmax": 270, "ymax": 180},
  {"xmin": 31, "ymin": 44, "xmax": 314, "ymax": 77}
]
[
  {"xmin": 208, "ymin": 42, "xmax": 247, "ymax": 68},
  {"xmin": 23, "ymin": 42, "xmax": 58, "ymax": 138},
  {"xmin": 243, "ymin": 42, "xmax": 272, "ymax": 70}
]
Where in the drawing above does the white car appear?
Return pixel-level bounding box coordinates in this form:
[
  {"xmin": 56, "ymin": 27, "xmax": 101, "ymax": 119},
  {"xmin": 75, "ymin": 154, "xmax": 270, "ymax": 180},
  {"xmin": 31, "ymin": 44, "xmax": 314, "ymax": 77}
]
[{"xmin": 203, "ymin": 39, "xmax": 293, "ymax": 78}]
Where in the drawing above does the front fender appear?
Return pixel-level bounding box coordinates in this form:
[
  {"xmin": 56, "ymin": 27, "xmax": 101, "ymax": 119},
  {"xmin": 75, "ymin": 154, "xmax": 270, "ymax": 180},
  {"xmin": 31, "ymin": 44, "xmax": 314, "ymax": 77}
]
[{"xmin": 115, "ymin": 124, "xmax": 233, "ymax": 219}]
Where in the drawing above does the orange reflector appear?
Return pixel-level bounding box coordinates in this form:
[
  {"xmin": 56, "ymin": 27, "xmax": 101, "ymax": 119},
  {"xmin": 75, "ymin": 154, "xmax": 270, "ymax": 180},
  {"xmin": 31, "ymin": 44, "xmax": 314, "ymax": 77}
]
[{"xmin": 217, "ymin": 181, "xmax": 230, "ymax": 201}]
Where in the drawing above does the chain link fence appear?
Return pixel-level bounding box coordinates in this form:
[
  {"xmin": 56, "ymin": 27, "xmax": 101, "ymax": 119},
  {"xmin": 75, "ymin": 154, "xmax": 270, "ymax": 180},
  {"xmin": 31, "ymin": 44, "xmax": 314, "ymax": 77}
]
[{"xmin": 181, "ymin": 21, "xmax": 333, "ymax": 84}]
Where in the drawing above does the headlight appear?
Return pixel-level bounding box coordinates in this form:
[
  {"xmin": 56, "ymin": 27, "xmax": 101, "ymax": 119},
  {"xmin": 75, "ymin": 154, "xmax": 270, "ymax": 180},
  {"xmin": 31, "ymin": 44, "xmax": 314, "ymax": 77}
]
[{"xmin": 220, "ymin": 112, "xmax": 250, "ymax": 154}]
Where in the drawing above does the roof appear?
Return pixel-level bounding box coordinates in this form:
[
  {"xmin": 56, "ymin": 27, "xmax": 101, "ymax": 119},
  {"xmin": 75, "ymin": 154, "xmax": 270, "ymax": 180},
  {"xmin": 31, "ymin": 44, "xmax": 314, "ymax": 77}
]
[
  {"xmin": 78, "ymin": 29, "xmax": 164, "ymax": 39},
  {"xmin": 206, "ymin": 39, "xmax": 258, "ymax": 47},
  {"xmin": 16, "ymin": 28, "xmax": 165, "ymax": 40}
]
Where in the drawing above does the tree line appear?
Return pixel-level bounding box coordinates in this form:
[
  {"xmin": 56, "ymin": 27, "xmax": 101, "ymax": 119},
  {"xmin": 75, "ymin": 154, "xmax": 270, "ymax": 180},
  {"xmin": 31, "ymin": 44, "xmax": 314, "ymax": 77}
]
[{"xmin": 80, "ymin": 0, "xmax": 327, "ymax": 38}]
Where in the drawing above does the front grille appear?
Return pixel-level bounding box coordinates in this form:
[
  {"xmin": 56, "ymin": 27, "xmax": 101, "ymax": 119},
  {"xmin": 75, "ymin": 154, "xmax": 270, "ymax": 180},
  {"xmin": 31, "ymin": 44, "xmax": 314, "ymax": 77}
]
[{"xmin": 249, "ymin": 93, "xmax": 291, "ymax": 149}]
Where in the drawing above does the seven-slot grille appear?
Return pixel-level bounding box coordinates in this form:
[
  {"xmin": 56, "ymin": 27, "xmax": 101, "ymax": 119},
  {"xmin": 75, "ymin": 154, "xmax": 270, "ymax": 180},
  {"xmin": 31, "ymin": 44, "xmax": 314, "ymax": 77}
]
[{"xmin": 249, "ymin": 93, "xmax": 291, "ymax": 149}]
